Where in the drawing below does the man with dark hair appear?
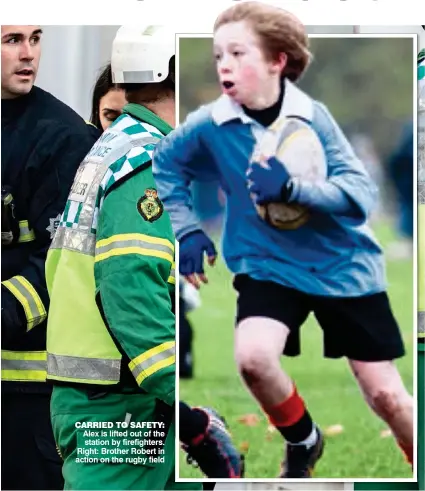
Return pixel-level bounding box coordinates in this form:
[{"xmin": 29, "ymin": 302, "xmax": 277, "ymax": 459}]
[{"xmin": 1, "ymin": 25, "xmax": 99, "ymax": 490}]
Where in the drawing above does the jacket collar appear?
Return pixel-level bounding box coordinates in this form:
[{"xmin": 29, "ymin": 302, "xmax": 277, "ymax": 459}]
[
  {"xmin": 123, "ymin": 103, "xmax": 173, "ymax": 136},
  {"xmin": 211, "ymin": 78, "xmax": 314, "ymax": 126}
]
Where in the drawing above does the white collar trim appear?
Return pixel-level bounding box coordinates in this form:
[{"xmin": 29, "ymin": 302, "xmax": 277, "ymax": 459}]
[{"xmin": 211, "ymin": 79, "xmax": 314, "ymax": 126}]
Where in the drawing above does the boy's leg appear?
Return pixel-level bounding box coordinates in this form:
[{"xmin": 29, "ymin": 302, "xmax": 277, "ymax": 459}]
[
  {"xmin": 314, "ymin": 291, "xmax": 413, "ymax": 471},
  {"xmin": 233, "ymin": 275, "xmax": 323, "ymax": 478},
  {"xmin": 348, "ymin": 360, "xmax": 413, "ymax": 467}
]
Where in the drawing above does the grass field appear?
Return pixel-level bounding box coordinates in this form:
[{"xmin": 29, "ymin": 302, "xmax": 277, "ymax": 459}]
[{"xmin": 178, "ymin": 220, "xmax": 415, "ymax": 480}]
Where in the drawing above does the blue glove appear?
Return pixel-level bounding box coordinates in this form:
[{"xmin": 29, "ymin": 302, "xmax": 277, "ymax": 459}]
[
  {"xmin": 247, "ymin": 156, "xmax": 293, "ymax": 204},
  {"xmin": 179, "ymin": 230, "xmax": 217, "ymax": 276}
]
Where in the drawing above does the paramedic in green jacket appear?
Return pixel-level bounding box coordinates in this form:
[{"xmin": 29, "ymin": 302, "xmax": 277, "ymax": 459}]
[{"xmin": 45, "ymin": 25, "xmax": 242, "ymax": 490}]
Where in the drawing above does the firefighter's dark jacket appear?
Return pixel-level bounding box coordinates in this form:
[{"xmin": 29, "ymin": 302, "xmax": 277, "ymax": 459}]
[{"xmin": 1, "ymin": 86, "xmax": 101, "ymax": 393}]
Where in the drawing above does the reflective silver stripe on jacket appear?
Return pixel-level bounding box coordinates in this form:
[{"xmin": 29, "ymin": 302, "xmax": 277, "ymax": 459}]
[
  {"xmin": 78, "ymin": 162, "xmax": 113, "ymax": 231},
  {"xmin": 18, "ymin": 220, "xmax": 35, "ymax": 242},
  {"xmin": 419, "ymin": 182, "xmax": 425, "ymax": 205},
  {"xmin": 96, "ymin": 238, "xmax": 174, "ymax": 258},
  {"xmin": 47, "ymin": 353, "xmax": 120, "ymax": 382},
  {"xmin": 2, "ymin": 276, "xmax": 46, "ymax": 328},
  {"xmin": 2, "ymin": 359, "xmax": 47, "ymax": 371},
  {"xmin": 1, "ymin": 350, "xmax": 47, "ymax": 381},
  {"xmin": 130, "ymin": 344, "xmax": 175, "ymax": 381},
  {"xmin": 131, "ymin": 136, "xmax": 160, "ymax": 147},
  {"xmin": 50, "ymin": 157, "xmax": 112, "ymax": 253},
  {"xmin": 50, "ymin": 227, "xmax": 97, "ymax": 255},
  {"xmin": 51, "ymin": 135, "xmax": 136, "ymax": 252}
]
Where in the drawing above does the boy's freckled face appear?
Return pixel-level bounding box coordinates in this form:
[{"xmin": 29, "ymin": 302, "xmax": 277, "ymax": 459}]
[{"xmin": 213, "ymin": 21, "xmax": 275, "ymax": 106}]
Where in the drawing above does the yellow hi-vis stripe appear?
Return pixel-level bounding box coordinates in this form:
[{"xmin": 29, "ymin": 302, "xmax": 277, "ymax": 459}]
[
  {"xmin": 95, "ymin": 233, "xmax": 174, "ymax": 264},
  {"xmin": 18, "ymin": 220, "xmax": 35, "ymax": 243},
  {"xmin": 2, "ymin": 276, "xmax": 47, "ymax": 331},
  {"xmin": 1, "ymin": 350, "xmax": 47, "ymax": 382},
  {"xmin": 129, "ymin": 341, "xmax": 175, "ymax": 386},
  {"xmin": 3, "ymin": 193, "xmax": 13, "ymax": 205},
  {"xmin": 168, "ymin": 263, "xmax": 176, "ymax": 285}
]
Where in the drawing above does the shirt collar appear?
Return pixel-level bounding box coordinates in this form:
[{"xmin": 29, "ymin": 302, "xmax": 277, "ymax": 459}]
[{"xmin": 211, "ymin": 78, "xmax": 314, "ymax": 126}]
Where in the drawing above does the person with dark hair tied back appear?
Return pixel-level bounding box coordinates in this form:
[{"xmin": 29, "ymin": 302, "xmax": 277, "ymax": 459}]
[
  {"xmin": 90, "ymin": 58, "xmax": 201, "ymax": 389},
  {"xmin": 45, "ymin": 25, "xmax": 243, "ymax": 489},
  {"xmin": 89, "ymin": 63, "xmax": 126, "ymax": 131}
]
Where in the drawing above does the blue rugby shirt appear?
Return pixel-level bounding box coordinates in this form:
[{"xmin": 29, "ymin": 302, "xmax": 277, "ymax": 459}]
[{"xmin": 152, "ymin": 79, "xmax": 386, "ymax": 297}]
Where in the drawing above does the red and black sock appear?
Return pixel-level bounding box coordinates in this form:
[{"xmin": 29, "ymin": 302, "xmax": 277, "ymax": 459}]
[{"xmin": 264, "ymin": 386, "xmax": 315, "ymax": 444}]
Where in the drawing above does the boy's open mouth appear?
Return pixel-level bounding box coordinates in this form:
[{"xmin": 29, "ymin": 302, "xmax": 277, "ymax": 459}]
[{"xmin": 222, "ymin": 81, "xmax": 235, "ymax": 89}]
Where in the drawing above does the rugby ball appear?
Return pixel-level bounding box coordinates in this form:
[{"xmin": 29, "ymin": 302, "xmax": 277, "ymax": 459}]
[{"xmin": 249, "ymin": 117, "xmax": 327, "ymax": 230}]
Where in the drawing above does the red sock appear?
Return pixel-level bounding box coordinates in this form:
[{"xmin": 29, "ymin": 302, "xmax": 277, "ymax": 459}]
[
  {"xmin": 397, "ymin": 440, "xmax": 413, "ymax": 467},
  {"xmin": 263, "ymin": 385, "xmax": 306, "ymax": 427}
]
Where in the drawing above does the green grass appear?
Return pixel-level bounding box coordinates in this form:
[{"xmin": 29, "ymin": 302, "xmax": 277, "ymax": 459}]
[{"xmin": 178, "ymin": 219, "xmax": 415, "ymax": 479}]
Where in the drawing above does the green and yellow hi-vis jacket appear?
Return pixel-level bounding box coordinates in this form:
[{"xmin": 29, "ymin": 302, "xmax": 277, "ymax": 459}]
[{"xmin": 45, "ymin": 105, "xmax": 176, "ymax": 406}]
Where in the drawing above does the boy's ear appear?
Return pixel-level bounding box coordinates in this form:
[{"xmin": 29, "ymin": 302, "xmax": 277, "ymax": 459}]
[
  {"xmin": 270, "ymin": 52, "xmax": 287, "ymax": 74},
  {"xmin": 277, "ymin": 52, "xmax": 288, "ymax": 71}
]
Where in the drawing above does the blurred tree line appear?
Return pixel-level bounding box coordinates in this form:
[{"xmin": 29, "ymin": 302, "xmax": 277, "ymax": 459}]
[{"xmin": 179, "ymin": 36, "xmax": 414, "ymax": 162}]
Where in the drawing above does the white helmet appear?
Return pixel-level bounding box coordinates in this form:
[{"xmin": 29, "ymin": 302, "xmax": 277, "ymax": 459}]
[{"xmin": 111, "ymin": 25, "xmax": 175, "ymax": 84}]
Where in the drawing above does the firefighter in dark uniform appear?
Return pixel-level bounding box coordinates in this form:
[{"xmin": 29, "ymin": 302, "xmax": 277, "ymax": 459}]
[{"xmin": 1, "ymin": 25, "xmax": 100, "ymax": 490}]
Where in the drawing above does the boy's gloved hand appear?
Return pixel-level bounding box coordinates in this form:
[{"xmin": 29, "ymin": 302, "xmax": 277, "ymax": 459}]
[
  {"xmin": 179, "ymin": 230, "xmax": 217, "ymax": 289},
  {"xmin": 247, "ymin": 156, "xmax": 293, "ymax": 204}
]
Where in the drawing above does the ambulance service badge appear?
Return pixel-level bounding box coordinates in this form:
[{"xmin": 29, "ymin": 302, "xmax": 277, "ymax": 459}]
[{"xmin": 137, "ymin": 188, "xmax": 163, "ymax": 222}]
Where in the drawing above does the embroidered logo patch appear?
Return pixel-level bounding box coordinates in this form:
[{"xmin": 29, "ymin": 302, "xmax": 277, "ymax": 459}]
[
  {"xmin": 46, "ymin": 214, "xmax": 61, "ymax": 239},
  {"xmin": 137, "ymin": 188, "xmax": 163, "ymax": 222}
]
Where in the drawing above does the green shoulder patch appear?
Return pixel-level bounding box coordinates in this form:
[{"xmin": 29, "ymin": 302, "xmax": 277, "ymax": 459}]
[{"xmin": 137, "ymin": 188, "xmax": 164, "ymax": 222}]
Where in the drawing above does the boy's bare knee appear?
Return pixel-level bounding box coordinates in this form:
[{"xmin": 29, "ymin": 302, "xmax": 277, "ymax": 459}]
[
  {"xmin": 237, "ymin": 349, "xmax": 275, "ymax": 386},
  {"xmin": 235, "ymin": 317, "xmax": 289, "ymax": 388}
]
